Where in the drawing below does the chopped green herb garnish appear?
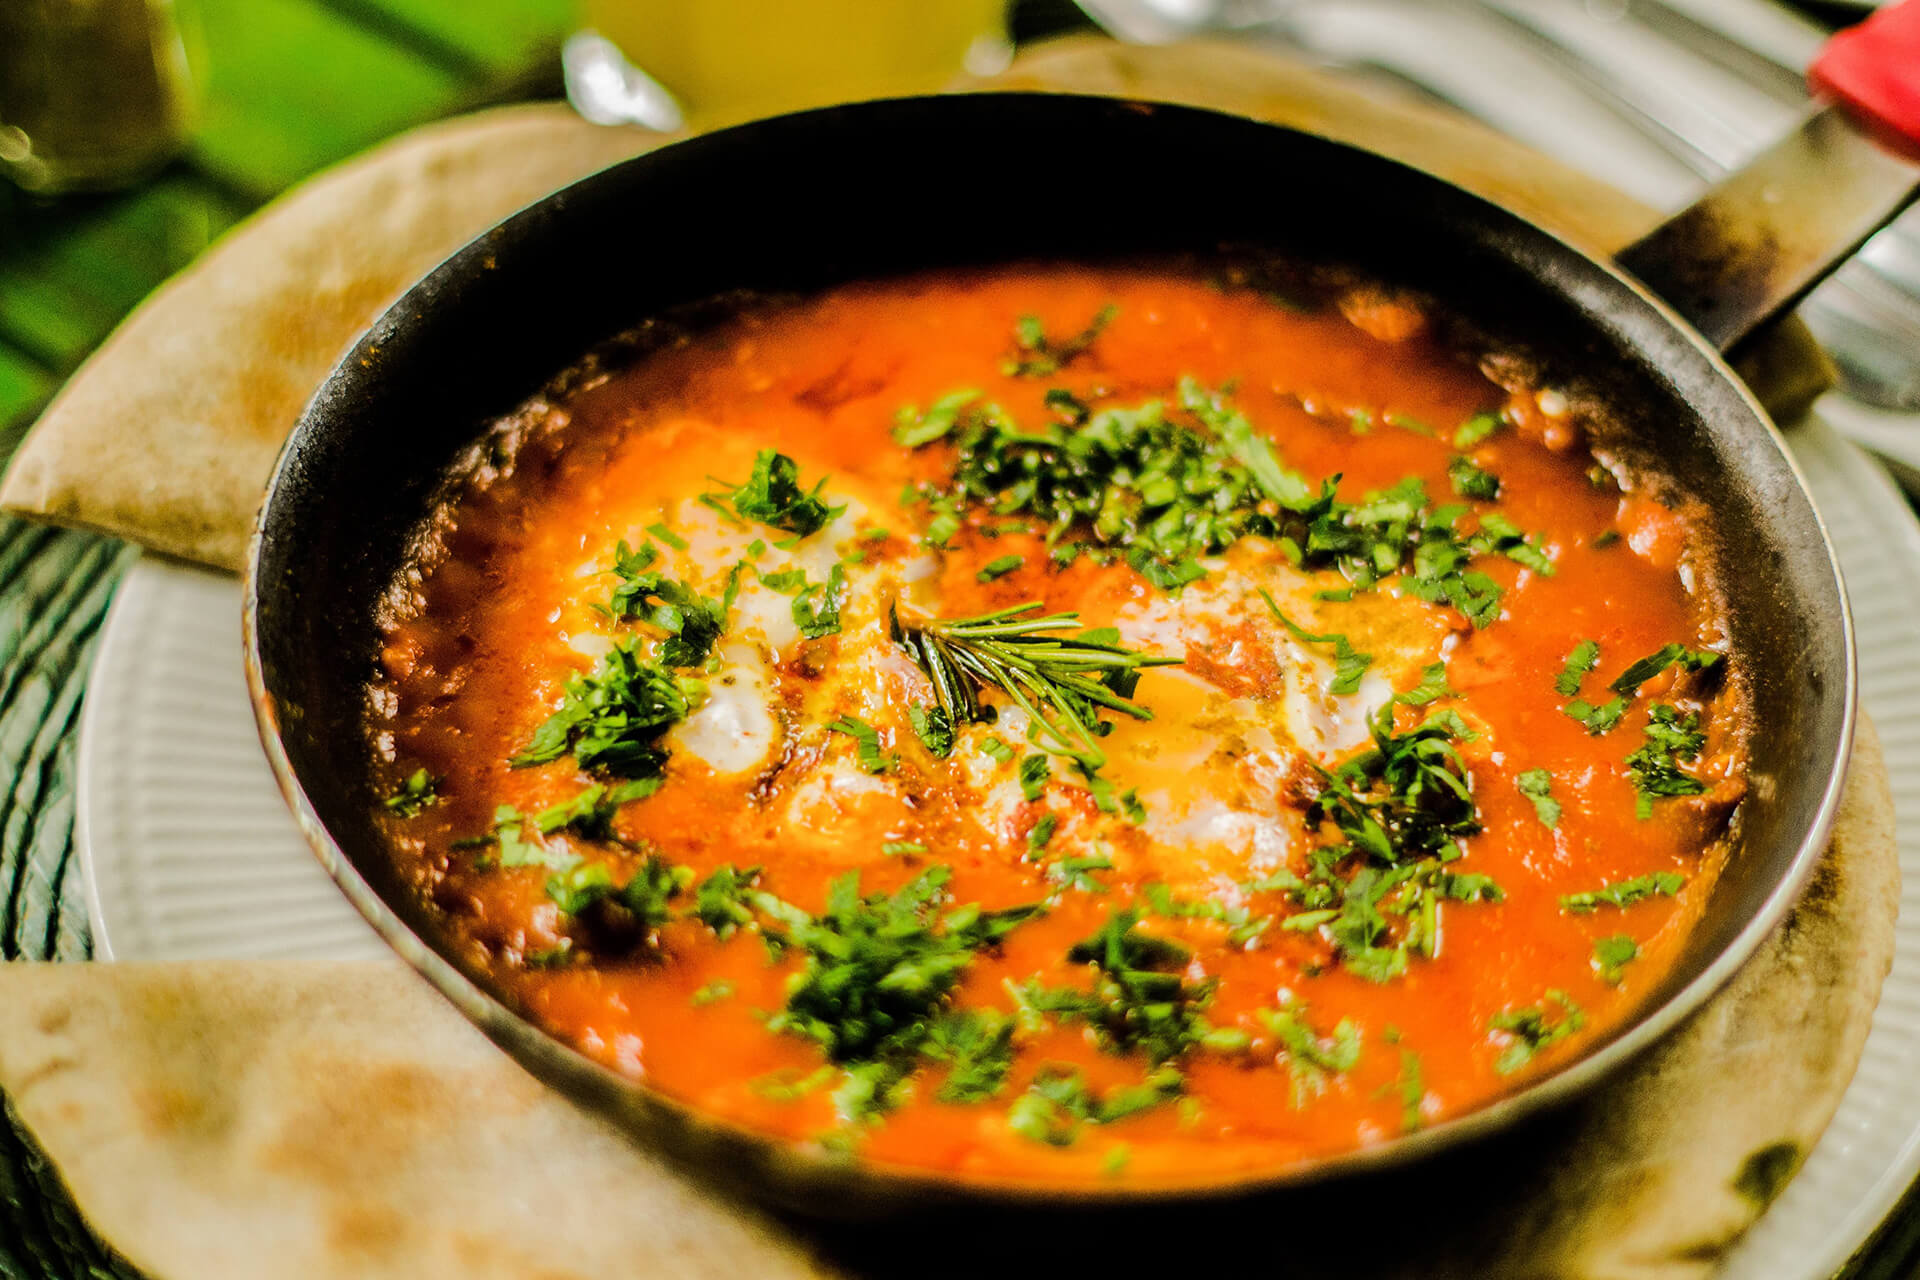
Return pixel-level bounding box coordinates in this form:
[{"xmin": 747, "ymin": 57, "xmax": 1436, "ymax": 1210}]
[
  {"xmin": 1391, "ymin": 1048, "xmax": 1426, "ymax": 1132},
  {"xmin": 1007, "ymin": 1065, "xmax": 1183, "ymax": 1146},
  {"xmin": 645, "ymin": 521, "xmax": 687, "ymax": 551},
  {"xmin": 892, "ymin": 389, "xmax": 981, "ymax": 446},
  {"xmin": 534, "ymin": 778, "xmax": 662, "ymax": 841},
  {"xmin": 1018, "ymin": 753, "xmax": 1050, "ymax": 801},
  {"xmin": 717, "ymin": 449, "xmax": 843, "ymax": 537},
  {"xmin": 383, "ymin": 767, "xmax": 440, "ymax": 818},
  {"xmin": 605, "ymin": 540, "xmax": 726, "ymax": 667},
  {"xmin": 1490, "ymin": 990, "xmax": 1585, "ymax": 1074},
  {"xmin": 890, "ymin": 602, "xmax": 1176, "ymax": 773},
  {"xmin": 881, "ymin": 841, "xmax": 928, "ymax": 858},
  {"xmin": 1003, "ymin": 304, "xmax": 1117, "ymax": 378},
  {"xmin": 976, "ymin": 553, "xmax": 1024, "ymax": 582},
  {"xmin": 1453, "ymin": 413, "xmax": 1502, "ymax": 449},
  {"xmin": 1142, "ymin": 882, "xmax": 1269, "ymax": 947},
  {"xmin": 1026, "ymin": 813, "xmax": 1058, "ymax": 854},
  {"xmin": 1019, "ymin": 909, "xmax": 1216, "ymax": 1064},
  {"xmin": 1593, "ymin": 935, "xmax": 1638, "ymax": 983},
  {"xmin": 756, "ymin": 566, "xmax": 808, "ymax": 594},
  {"xmin": 1608, "ymin": 643, "xmax": 1724, "ymax": 697},
  {"xmin": 924, "ymin": 1009, "xmax": 1017, "ymax": 1103},
  {"xmin": 691, "ymin": 864, "xmax": 763, "ymax": 937},
  {"xmin": 546, "ymin": 854, "xmax": 692, "ymax": 926},
  {"xmin": 1258, "ymin": 589, "xmax": 1372, "ymax": 696},
  {"xmin": 691, "ymin": 980, "xmax": 736, "ymax": 1006},
  {"xmin": 1591, "ymin": 529, "xmax": 1621, "ymax": 549},
  {"xmin": 508, "ymin": 639, "xmax": 703, "ymax": 777},
  {"xmin": 1259, "ymin": 1000, "xmax": 1362, "ymax": 1107},
  {"xmin": 791, "ymin": 562, "xmax": 846, "ymax": 638},
  {"xmin": 827, "ymin": 714, "xmax": 896, "ymax": 774},
  {"xmin": 1516, "ymin": 769, "xmax": 1561, "ymax": 828},
  {"xmin": 754, "ymin": 867, "xmax": 1043, "ymax": 1120},
  {"xmin": 1625, "ymin": 704, "xmax": 1708, "ymax": 818},
  {"xmin": 1560, "ymin": 870, "xmax": 1686, "ymax": 914},
  {"xmin": 1045, "ymin": 852, "xmax": 1110, "ymax": 893},
  {"xmin": 1564, "ymin": 696, "xmax": 1626, "ymax": 735},
  {"xmin": 980, "ymin": 736, "xmax": 1014, "ymax": 764},
  {"xmin": 906, "ymin": 703, "xmax": 955, "ymax": 758},
  {"xmin": 1448, "ymin": 455, "xmax": 1501, "ymax": 500},
  {"xmin": 1556, "ymin": 639, "xmax": 1601, "ymax": 696}
]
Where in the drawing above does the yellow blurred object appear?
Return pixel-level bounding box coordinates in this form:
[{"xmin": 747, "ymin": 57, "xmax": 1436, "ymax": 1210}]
[{"xmin": 582, "ymin": 0, "xmax": 1007, "ymax": 124}]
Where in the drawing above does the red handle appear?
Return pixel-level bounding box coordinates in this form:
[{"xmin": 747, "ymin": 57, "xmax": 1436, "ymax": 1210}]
[{"xmin": 1810, "ymin": 0, "xmax": 1920, "ymax": 158}]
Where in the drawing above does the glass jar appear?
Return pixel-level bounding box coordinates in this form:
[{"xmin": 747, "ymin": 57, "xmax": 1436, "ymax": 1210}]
[{"xmin": 0, "ymin": 0, "xmax": 198, "ymax": 194}]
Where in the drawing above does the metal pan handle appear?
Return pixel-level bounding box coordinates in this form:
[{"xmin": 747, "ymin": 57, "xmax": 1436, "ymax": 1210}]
[{"xmin": 1615, "ymin": 0, "xmax": 1920, "ymax": 357}]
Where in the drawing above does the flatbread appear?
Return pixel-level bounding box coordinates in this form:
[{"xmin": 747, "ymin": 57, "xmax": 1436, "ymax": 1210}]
[
  {"xmin": 0, "ymin": 103, "xmax": 666, "ymax": 570},
  {"xmin": 0, "ymin": 957, "xmax": 836, "ymax": 1280},
  {"xmin": 0, "ymin": 717, "xmax": 1896, "ymax": 1280}
]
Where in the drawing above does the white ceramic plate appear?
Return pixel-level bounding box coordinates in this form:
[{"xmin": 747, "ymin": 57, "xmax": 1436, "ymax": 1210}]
[{"xmin": 77, "ymin": 415, "xmax": 1920, "ymax": 1277}]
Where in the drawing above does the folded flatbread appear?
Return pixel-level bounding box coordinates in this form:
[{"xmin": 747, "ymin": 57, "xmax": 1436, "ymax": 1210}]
[
  {"xmin": 0, "ymin": 718, "xmax": 1893, "ymax": 1280},
  {"xmin": 0, "ymin": 103, "xmax": 665, "ymax": 570}
]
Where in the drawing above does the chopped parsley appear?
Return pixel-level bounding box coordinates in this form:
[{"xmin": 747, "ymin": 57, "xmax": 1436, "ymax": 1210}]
[
  {"xmin": 1141, "ymin": 882, "xmax": 1269, "ymax": 947},
  {"xmin": 508, "ymin": 639, "xmax": 703, "ymax": 778},
  {"xmin": 546, "ymin": 854, "xmax": 693, "ymax": 927},
  {"xmin": 1391, "ymin": 1048, "xmax": 1426, "ymax": 1132},
  {"xmin": 976, "ymin": 553, "xmax": 1023, "ymax": 582},
  {"xmin": 1555, "ymin": 639, "xmax": 1600, "ymax": 696},
  {"xmin": 1018, "ymin": 753, "xmax": 1050, "ymax": 801},
  {"xmin": 1516, "ymin": 769, "xmax": 1561, "ymax": 828},
  {"xmin": 1044, "ymin": 852, "xmax": 1110, "ymax": 892},
  {"xmin": 1453, "ymin": 413, "xmax": 1502, "ymax": 449},
  {"xmin": 645, "ymin": 521, "xmax": 687, "ymax": 551},
  {"xmin": 756, "ymin": 566, "xmax": 808, "ymax": 594},
  {"xmin": 1565, "ymin": 642, "xmax": 1720, "ymax": 737},
  {"xmin": 1310, "ymin": 686, "xmax": 1479, "ymax": 868},
  {"xmin": 1490, "ymin": 991, "xmax": 1585, "ymax": 1074},
  {"xmin": 691, "ymin": 864, "xmax": 763, "ymax": 937},
  {"xmin": 906, "ymin": 703, "xmax": 955, "ymax": 757},
  {"xmin": 826, "ymin": 714, "xmax": 896, "ymax": 774},
  {"xmin": 1625, "ymin": 705, "xmax": 1708, "ymax": 817},
  {"xmin": 1448, "ymin": 455, "xmax": 1501, "ymax": 500},
  {"xmin": 1026, "ymin": 813, "xmax": 1058, "ymax": 854},
  {"xmin": 882, "ymin": 840, "xmax": 928, "ymax": 857},
  {"xmin": 533, "ymin": 778, "xmax": 662, "ymax": 841},
  {"xmin": 1012, "ymin": 909, "xmax": 1216, "ymax": 1065},
  {"xmin": 1259, "ymin": 1000, "xmax": 1362, "ymax": 1107},
  {"xmin": 754, "ymin": 867, "xmax": 1043, "ymax": 1120},
  {"xmin": 1258, "ymin": 589, "xmax": 1372, "ymax": 696},
  {"xmin": 980, "ymin": 736, "xmax": 1014, "ymax": 764},
  {"xmin": 1560, "ymin": 870, "xmax": 1686, "ymax": 914},
  {"xmin": 1609, "ymin": 643, "xmax": 1723, "ymax": 697},
  {"xmin": 791, "ymin": 562, "xmax": 846, "ymax": 638},
  {"xmin": 717, "ymin": 449, "xmax": 842, "ymax": 537},
  {"xmin": 1593, "ymin": 935, "xmax": 1639, "ymax": 983},
  {"xmin": 382, "ymin": 767, "xmax": 439, "ymax": 818},
  {"xmin": 691, "ymin": 980, "xmax": 735, "ymax": 1006},
  {"xmin": 1002, "ymin": 303, "xmax": 1117, "ymax": 378},
  {"xmin": 1564, "ymin": 696, "xmax": 1626, "ymax": 735},
  {"xmin": 892, "ymin": 388, "xmax": 981, "ymax": 447},
  {"xmin": 1007, "ymin": 1065, "xmax": 1183, "ymax": 1146},
  {"xmin": 923, "ymin": 1009, "xmax": 1017, "ymax": 1103}
]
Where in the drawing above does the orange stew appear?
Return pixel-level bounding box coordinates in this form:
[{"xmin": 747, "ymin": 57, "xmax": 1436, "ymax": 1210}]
[{"xmin": 369, "ymin": 263, "xmax": 1746, "ymax": 1187}]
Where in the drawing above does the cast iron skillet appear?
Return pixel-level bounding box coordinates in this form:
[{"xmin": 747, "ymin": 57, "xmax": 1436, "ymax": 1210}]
[{"xmin": 244, "ymin": 45, "xmax": 1918, "ymax": 1211}]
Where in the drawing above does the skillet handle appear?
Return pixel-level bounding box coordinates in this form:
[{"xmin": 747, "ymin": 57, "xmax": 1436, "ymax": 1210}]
[{"xmin": 1613, "ymin": 0, "xmax": 1920, "ymax": 359}]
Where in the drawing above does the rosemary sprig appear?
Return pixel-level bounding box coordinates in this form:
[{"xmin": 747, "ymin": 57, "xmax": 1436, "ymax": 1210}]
[{"xmin": 888, "ymin": 601, "xmax": 1178, "ymax": 771}]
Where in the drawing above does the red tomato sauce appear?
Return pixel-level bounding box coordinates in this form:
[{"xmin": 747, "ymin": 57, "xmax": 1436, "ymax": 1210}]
[{"xmin": 368, "ymin": 263, "xmax": 1746, "ymax": 1187}]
